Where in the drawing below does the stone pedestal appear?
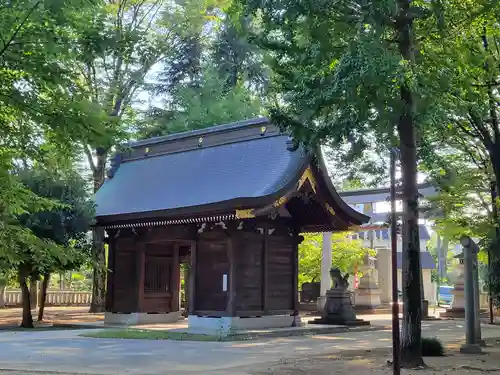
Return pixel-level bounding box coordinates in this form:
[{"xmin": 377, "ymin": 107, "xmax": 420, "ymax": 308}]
[
  {"xmin": 441, "ymin": 256, "xmax": 465, "ymax": 318},
  {"xmin": 354, "ymin": 255, "xmax": 382, "ymax": 311},
  {"xmin": 312, "ymin": 268, "xmax": 369, "ymax": 326}
]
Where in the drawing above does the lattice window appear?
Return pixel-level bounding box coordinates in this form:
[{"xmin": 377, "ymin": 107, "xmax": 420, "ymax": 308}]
[{"xmin": 144, "ymin": 256, "xmax": 171, "ymax": 293}]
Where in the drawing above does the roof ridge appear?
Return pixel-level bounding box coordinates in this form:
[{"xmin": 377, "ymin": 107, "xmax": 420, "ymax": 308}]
[{"xmin": 128, "ymin": 117, "xmax": 270, "ymax": 149}]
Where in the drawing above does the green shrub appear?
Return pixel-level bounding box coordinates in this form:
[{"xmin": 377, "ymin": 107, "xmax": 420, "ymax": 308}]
[{"xmin": 421, "ymin": 337, "xmax": 445, "ymax": 356}]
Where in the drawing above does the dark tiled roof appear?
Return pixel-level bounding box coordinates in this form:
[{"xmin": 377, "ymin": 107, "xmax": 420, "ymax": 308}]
[
  {"xmin": 396, "ymin": 251, "xmax": 436, "ymax": 270},
  {"xmin": 95, "ymin": 123, "xmax": 307, "ymax": 218}
]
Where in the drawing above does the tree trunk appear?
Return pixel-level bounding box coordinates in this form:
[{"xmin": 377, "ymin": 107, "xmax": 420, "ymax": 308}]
[
  {"xmin": 37, "ymin": 273, "xmax": 50, "ymax": 322},
  {"xmin": 90, "ymin": 151, "xmax": 108, "ymax": 313},
  {"xmin": 440, "ymin": 237, "xmax": 449, "ymax": 278},
  {"xmin": 19, "ymin": 268, "xmax": 34, "ymax": 328},
  {"xmin": 396, "ymin": 0, "xmax": 424, "ymax": 368},
  {"xmin": 0, "ymin": 283, "xmax": 5, "ymax": 309},
  {"xmin": 30, "ymin": 278, "xmax": 38, "ymax": 310}
]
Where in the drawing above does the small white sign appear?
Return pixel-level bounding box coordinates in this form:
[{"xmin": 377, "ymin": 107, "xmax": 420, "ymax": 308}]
[{"xmin": 222, "ymin": 274, "xmax": 228, "ymax": 292}]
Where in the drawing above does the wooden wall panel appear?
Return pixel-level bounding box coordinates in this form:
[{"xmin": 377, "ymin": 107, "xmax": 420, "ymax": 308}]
[
  {"xmin": 234, "ymin": 232, "xmax": 263, "ymax": 312},
  {"xmin": 195, "ymin": 232, "xmax": 229, "ymax": 312},
  {"xmin": 266, "ymin": 235, "xmax": 294, "ymax": 311},
  {"xmin": 113, "ymin": 238, "xmax": 138, "ymax": 312}
]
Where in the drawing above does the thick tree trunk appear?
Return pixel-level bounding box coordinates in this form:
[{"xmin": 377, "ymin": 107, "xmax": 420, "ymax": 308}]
[
  {"xmin": 90, "ymin": 227, "xmax": 107, "ymax": 312},
  {"xmin": 0, "ymin": 284, "xmax": 5, "ymax": 308},
  {"xmin": 37, "ymin": 273, "xmax": 50, "ymax": 322},
  {"xmin": 90, "ymin": 151, "xmax": 108, "ymax": 313},
  {"xmin": 396, "ymin": 0, "xmax": 424, "ymax": 368},
  {"xmin": 19, "ymin": 269, "xmax": 34, "ymax": 328},
  {"xmin": 30, "ymin": 279, "xmax": 38, "ymax": 310}
]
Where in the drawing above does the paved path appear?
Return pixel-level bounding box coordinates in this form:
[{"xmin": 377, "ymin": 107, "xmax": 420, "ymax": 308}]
[{"xmin": 0, "ymin": 320, "xmax": 499, "ymax": 375}]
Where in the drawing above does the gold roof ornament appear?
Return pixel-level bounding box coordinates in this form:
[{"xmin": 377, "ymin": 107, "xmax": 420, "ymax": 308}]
[
  {"xmin": 235, "ymin": 209, "xmax": 255, "ymax": 219},
  {"xmin": 297, "ymin": 166, "xmax": 317, "ymax": 193},
  {"xmin": 325, "ymin": 202, "xmax": 336, "ymax": 216},
  {"xmin": 273, "ymin": 195, "xmax": 288, "ymax": 208}
]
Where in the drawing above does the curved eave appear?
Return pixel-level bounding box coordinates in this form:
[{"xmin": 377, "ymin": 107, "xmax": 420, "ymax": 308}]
[
  {"xmin": 95, "ymin": 154, "xmax": 313, "ymax": 226},
  {"xmin": 311, "ymin": 149, "xmax": 370, "ymax": 226}
]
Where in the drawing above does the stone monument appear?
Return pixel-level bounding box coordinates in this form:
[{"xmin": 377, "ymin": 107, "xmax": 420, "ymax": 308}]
[
  {"xmin": 311, "ymin": 267, "xmax": 370, "ymax": 326},
  {"xmin": 440, "ymin": 252, "xmax": 466, "ymax": 318},
  {"xmin": 354, "ymin": 254, "xmax": 382, "ymax": 312}
]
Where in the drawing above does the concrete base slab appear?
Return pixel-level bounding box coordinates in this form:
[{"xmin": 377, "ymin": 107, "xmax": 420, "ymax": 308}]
[
  {"xmin": 105, "ymin": 311, "xmax": 182, "ymax": 326},
  {"xmin": 460, "ymin": 343, "xmax": 483, "ymax": 354},
  {"xmin": 172, "ymin": 319, "xmax": 382, "ymax": 339},
  {"xmin": 187, "ymin": 315, "xmax": 300, "ymax": 336}
]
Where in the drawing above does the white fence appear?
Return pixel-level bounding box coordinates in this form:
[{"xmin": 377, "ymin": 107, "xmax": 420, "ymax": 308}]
[{"xmin": 3, "ymin": 290, "xmax": 91, "ymax": 307}]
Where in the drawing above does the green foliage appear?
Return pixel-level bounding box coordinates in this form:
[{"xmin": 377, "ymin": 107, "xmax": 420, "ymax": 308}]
[
  {"xmin": 299, "ymin": 232, "xmax": 373, "ymax": 286},
  {"xmin": 0, "ymin": 0, "xmax": 105, "ymax": 276},
  {"xmin": 0, "ymin": 165, "xmax": 93, "ymax": 279},
  {"xmin": 421, "ymin": 337, "xmax": 445, "ymax": 357},
  {"xmin": 142, "ymin": 65, "xmax": 263, "ymax": 138},
  {"xmin": 17, "ymin": 168, "xmax": 94, "ymax": 273}
]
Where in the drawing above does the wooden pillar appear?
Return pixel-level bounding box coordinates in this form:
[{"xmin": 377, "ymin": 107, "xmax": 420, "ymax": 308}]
[
  {"xmin": 262, "ymin": 225, "xmax": 269, "ymax": 313},
  {"xmin": 105, "ymin": 236, "xmax": 115, "ymax": 312},
  {"xmin": 172, "ymin": 244, "xmax": 180, "ymax": 312},
  {"xmin": 227, "ymin": 237, "xmax": 236, "ymax": 316},
  {"xmin": 136, "ymin": 243, "xmax": 145, "ymax": 312},
  {"xmin": 184, "ymin": 263, "xmax": 190, "ymax": 316},
  {"xmin": 188, "ymin": 242, "xmax": 197, "ymax": 315},
  {"xmin": 292, "ymin": 234, "xmax": 300, "ymax": 319}
]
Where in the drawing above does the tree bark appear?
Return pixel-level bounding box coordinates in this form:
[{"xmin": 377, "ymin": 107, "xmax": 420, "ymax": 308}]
[
  {"xmin": 19, "ymin": 268, "xmax": 34, "ymax": 328},
  {"xmin": 30, "ymin": 278, "xmax": 38, "ymax": 310},
  {"xmin": 0, "ymin": 284, "xmax": 5, "ymax": 309},
  {"xmin": 90, "ymin": 227, "xmax": 107, "ymax": 313},
  {"xmin": 37, "ymin": 273, "xmax": 50, "ymax": 322},
  {"xmin": 90, "ymin": 151, "xmax": 108, "ymax": 313},
  {"xmin": 396, "ymin": 0, "xmax": 424, "ymax": 368}
]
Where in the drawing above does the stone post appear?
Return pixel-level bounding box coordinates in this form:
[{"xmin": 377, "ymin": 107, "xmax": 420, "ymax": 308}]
[
  {"xmin": 376, "ymin": 247, "xmax": 392, "ymax": 305},
  {"xmin": 460, "ymin": 236, "xmax": 482, "ymax": 354},
  {"xmin": 354, "ymin": 252, "xmax": 382, "ymax": 311},
  {"xmin": 317, "ymin": 232, "xmax": 332, "ymax": 311},
  {"xmin": 473, "ymin": 253, "xmax": 484, "ymax": 345},
  {"xmin": 440, "ymin": 252, "xmax": 466, "ymax": 318}
]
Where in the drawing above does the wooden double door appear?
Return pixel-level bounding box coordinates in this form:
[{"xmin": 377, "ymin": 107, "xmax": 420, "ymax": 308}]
[{"xmin": 141, "ymin": 242, "xmax": 180, "ymax": 313}]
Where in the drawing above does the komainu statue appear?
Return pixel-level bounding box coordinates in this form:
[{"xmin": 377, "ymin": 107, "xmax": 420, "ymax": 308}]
[{"xmin": 329, "ymin": 267, "xmax": 349, "ymax": 290}]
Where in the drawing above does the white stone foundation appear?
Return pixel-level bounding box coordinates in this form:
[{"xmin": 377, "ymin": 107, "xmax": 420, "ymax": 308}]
[
  {"xmin": 188, "ymin": 315, "xmax": 300, "ymax": 336},
  {"xmin": 105, "ymin": 311, "xmax": 182, "ymax": 326}
]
